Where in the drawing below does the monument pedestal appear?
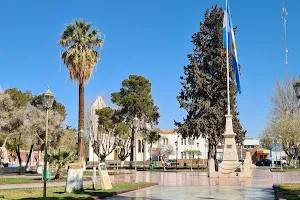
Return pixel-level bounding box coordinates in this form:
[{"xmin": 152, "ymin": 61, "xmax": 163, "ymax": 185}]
[
  {"xmin": 65, "ymin": 162, "xmax": 83, "ymax": 193},
  {"xmin": 209, "ymin": 115, "xmax": 252, "ymax": 178}
]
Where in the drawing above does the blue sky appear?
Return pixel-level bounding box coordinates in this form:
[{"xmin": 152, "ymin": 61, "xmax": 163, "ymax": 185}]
[{"xmin": 0, "ymin": 0, "xmax": 297, "ymax": 138}]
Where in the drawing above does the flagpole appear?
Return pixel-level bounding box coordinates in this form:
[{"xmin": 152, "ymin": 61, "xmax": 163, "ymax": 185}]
[{"xmin": 226, "ymin": 0, "xmax": 230, "ymax": 116}]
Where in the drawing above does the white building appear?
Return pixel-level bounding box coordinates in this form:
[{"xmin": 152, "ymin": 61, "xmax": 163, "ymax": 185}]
[
  {"xmin": 87, "ymin": 97, "xmax": 208, "ymax": 162},
  {"xmin": 88, "ymin": 96, "xmax": 107, "ymax": 162},
  {"xmin": 88, "ymin": 96, "xmax": 148, "ymax": 162},
  {"xmin": 153, "ymin": 130, "xmax": 208, "ymax": 161}
]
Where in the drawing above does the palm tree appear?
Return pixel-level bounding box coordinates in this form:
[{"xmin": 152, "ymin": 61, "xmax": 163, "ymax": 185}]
[
  {"xmin": 48, "ymin": 149, "xmax": 74, "ymax": 179},
  {"xmin": 58, "ymin": 20, "xmax": 102, "ymax": 162}
]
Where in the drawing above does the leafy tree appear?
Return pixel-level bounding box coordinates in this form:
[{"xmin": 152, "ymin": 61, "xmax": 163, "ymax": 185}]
[
  {"xmin": 115, "ymin": 122, "xmax": 131, "ymax": 161},
  {"xmin": 153, "ymin": 144, "xmax": 174, "ymax": 171},
  {"xmin": 4, "ymin": 88, "xmax": 32, "ymax": 108},
  {"xmin": 111, "ymin": 75, "xmax": 160, "ymax": 168},
  {"xmin": 58, "ymin": 19, "xmax": 103, "ymax": 162},
  {"xmin": 0, "ymin": 91, "xmax": 26, "ymax": 169},
  {"xmin": 144, "ymin": 129, "xmax": 160, "ymax": 161},
  {"xmin": 261, "ymin": 76, "xmax": 300, "ymax": 165},
  {"xmin": 30, "ymin": 95, "xmax": 66, "ymax": 121},
  {"xmin": 175, "ymin": 6, "xmax": 246, "ymax": 160},
  {"xmin": 57, "ymin": 127, "xmax": 77, "ymax": 154},
  {"xmin": 87, "ymin": 107, "xmax": 121, "ymax": 162},
  {"xmin": 48, "ymin": 149, "xmax": 74, "ymax": 179}
]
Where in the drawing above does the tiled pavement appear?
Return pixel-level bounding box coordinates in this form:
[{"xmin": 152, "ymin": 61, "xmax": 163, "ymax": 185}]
[{"xmin": 106, "ymin": 168, "xmax": 300, "ymax": 199}]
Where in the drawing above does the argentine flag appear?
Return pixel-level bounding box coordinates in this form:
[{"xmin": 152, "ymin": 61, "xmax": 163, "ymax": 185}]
[{"xmin": 223, "ymin": 1, "xmax": 241, "ymax": 94}]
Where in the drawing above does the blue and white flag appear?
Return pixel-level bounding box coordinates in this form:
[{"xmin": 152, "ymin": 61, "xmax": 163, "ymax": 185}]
[{"xmin": 223, "ymin": 1, "xmax": 241, "ymax": 94}]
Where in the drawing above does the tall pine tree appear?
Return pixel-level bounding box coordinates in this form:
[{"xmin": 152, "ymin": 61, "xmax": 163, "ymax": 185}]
[{"xmin": 175, "ymin": 5, "xmax": 246, "ymax": 160}]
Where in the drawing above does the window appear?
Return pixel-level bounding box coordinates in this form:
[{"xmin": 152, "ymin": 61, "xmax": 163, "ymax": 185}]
[
  {"xmin": 244, "ymin": 145, "xmax": 255, "ymax": 149},
  {"xmin": 184, "ymin": 139, "xmax": 186, "ymax": 145},
  {"xmin": 166, "ymin": 138, "xmax": 168, "ymax": 145},
  {"xmin": 181, "ymin": 152, "xmax": 183, "ymax": 159},
  {"xmin": 163, "ymin": 139, "xmax": 165, "ymax": 145},
  {"xmin": 259, "ymin": 155, "xmax": 266, "ymax": 159},
  {"xmin": 181, "ymin": 138, "xmax": 183, "ymax": 145}
]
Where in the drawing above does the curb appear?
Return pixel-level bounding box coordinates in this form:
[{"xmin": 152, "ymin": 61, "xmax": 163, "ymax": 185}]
[
  {"xmin": 86, "ymin": 183, "xmax": 158, "ymax": 200},
  {"xmin": 273, "ymin": 184, "xmax": 287, "ymax": 200}
]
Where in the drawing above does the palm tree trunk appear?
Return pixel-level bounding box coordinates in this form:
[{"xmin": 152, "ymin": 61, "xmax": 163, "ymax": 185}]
[
  {"xmin": 78, "ymin": 82, "xmax": 85, "ymax": 162},
  {"xmin": 54, "ymin": 165, "xmax": 62, "ymax": 179}
]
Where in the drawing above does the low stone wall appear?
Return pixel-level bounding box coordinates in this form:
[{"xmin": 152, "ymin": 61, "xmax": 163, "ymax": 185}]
[{"xmin": 0, "ymin": 167, "xmax": 25, "ymax": 174}]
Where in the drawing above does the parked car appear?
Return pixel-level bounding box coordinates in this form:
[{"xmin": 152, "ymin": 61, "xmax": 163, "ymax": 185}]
[
  {"xmin": 255, "ymin": 159, "xmax": 271, "ymax": 166},
  {"xmin": 274, "ymin": 157, "xmax": 287, "ymax": 166},
  {"xmin": 165, "ymin": 159, "xmax": 178, "ymax": 166}
]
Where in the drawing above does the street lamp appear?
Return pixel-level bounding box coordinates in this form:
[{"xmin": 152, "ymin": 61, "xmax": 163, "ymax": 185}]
[
  {"xmin": 133, "ymin": 116, "xmax": 139, "ymax": 172},
  {"xmin": 204, "ymin": 140, "xmax": 207, "ymax": 168},
  {"xmin": 197, "ymin": 142, "xmax": 199, "ymax": 169},
  {"xmin": 42, "ymin": 87, "xmax": 54, "ymax": 199},
  {"xmin": 175, "ymin": 141, "xmax": 178, "ymax": 170},
  {"xmin": 274, "ymin": 139, "xmax": 278, "ymax": 167},
  {"xmin": 189, "ymin": 138, "xmax": 193, "ymax": 172},
  {"xmin": 116, "ymin": 146, "xmax": 120, "ymax": 174}
]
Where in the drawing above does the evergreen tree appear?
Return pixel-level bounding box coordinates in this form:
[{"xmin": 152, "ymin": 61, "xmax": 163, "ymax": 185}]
[
  {"xmin": 111, "ymin": 75, "xmax": 159, "ymax": 168},
  {"xmin": 175, "ymin": 5, "xmax": 246, "ymax": 159}
]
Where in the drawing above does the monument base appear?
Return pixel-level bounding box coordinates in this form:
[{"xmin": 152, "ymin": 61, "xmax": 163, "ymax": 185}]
[
  {"xmin": 65, "ymin": 162, "xmax": 83, "ymax": 193},
  {"xmin": 208, "ymin": 151, "xmax": 252, "ymax": 178}
]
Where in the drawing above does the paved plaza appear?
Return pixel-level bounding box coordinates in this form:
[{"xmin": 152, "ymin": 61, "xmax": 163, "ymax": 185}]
[
  {"xmin": 1, "ymin": 168, "xmax": 300, "ymax": 199},
  {"xmin": 107, "ymin": 168, "xmax": 300, "ymax": 199}
]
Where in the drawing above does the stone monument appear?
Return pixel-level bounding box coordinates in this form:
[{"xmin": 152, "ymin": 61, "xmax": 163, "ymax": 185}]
[
  {"xmin": 98, "ymin": 163, "xmax": 112, "ymax": 190},
  {"xmin": 209, "ymin": 115, "xmax": 252, "ymax": 178},
  {"xmin": 65, "ymin": 162, "xmax": 84, "ymax": 192}
]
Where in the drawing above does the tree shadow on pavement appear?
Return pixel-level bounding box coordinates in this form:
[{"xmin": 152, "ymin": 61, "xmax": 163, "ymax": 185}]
[{"xmin": 17, "ymin": 188, "xmax": 117, "ymax": 200}]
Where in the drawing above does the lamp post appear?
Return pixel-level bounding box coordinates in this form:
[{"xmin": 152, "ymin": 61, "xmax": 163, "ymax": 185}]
[
  {"xmin": 204, "ymin": 140, "xmax": 207, "ymax": 168},
  {"xmin": 42, "ymin": 87, "xmax": 54, "ymax": 199},
  {"xmin": 175, "ymin": 141, "xmax": 178, "ymax": 170},
  {"xmin": 197, "ymin": 142, "xmax": 199, "ymax": 169},
  {"xmin": 116, "ymin": 146, "xmax": 120, "ymax": 174},
  {"xmin": 133, "ymin": 116, "xmax": 139, "ymax": 172},
  {"xmin": 189, "ymin": 138, "xmax": 193, "ymax": 172},
  {"xmin": 274, "ymin": 139, "xmax": 278, "ymax": 167}
]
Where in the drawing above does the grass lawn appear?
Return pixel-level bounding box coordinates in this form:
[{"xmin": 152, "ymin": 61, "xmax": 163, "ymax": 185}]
[
  {"xmin": 0, "ymin": 177, "xmax": 91, "ymax": 184},
  {"xmin": 280, "ymin": 184, "xmax": 300, "ymax": 200},
  {"xmin": 0, "ymin": 177, "xmax": 40, "ymax": 184},
  {"xmin": 0, "ymin": 182, "xmax": 156, "ymax": 200},
  {"xmin": 271, "ymin": 167, "xmax": 300, "ymax": 172}
]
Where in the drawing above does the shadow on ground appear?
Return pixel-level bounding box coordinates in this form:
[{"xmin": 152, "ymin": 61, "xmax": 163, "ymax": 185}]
[{"xmin": 15, "ymin": 188, "xmax": 116, "ymax": 200}]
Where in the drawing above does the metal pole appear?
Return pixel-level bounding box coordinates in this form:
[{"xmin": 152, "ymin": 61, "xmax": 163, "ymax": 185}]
[
  {"xmin": 280, "ymin": 147, "xmax": 283, "ymax": 171},
  {"xmin": 282, "ymin": 0, "xmax": 288, "ymax": 74},
  {"xmin": 117, "ymin": 148, "xmax": 119, "ymax": 174},
  {"xmin": 205, "ymin": 142, "xmax": 207, "ymax": 168},
  {"xmin": 190, "ymin": 138, "xmax": 193, "ymax": 171},
  {"xmin": 198, "ymin": 152, "xmax": 200, "ymax": 169},
  {"xmin": 176, "ymin": 147, "xmax": 178, "ymax": 170},
  {"xmin": 43, "ymin": 109, "xmax": 49, "ymax": 199},
  {"xmin": 225, "ymin": 0, "xmax": 231, "ymax": 116},
  {"xmin": 275, "ymin": 144, "xmax": 278, "ymax": 167},
  {"xmin": 134, "ymin": 129, "xmax": 137, "ymax": 172},
  {"xmin": 92, "ymin": 150, "xmax": 95, "ymax": 190}
]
